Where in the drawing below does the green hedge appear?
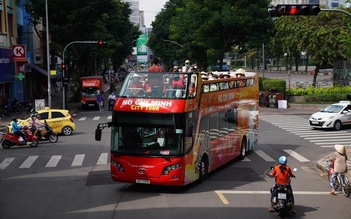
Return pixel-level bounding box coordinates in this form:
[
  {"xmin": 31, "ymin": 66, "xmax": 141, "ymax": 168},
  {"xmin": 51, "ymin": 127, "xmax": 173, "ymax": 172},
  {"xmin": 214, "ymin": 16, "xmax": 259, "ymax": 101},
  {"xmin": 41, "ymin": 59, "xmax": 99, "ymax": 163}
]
[
  {"xmin": 260, "ymin": 78, "xmax": 286, "ymax": 93},
  {"xmin": 285, "ymin": 86, "xmax": 351, "ymax": 102}
]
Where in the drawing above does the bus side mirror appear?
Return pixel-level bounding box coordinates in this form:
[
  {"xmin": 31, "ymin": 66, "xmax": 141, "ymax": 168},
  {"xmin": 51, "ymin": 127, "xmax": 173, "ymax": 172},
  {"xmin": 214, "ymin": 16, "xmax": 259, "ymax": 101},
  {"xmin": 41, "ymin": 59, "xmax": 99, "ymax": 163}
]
[{"xmin": 95, "ymin": 129, "xmax": 102, "ymax": 141}]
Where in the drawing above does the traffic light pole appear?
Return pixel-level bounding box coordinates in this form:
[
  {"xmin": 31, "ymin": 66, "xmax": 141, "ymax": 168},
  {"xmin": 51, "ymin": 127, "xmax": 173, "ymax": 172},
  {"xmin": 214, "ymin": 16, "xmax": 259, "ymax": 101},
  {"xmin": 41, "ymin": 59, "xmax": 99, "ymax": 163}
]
[
  {"xmin": 321, "ymin": 8, "xmax": 351, "ymax": 18},
  {"xmin": 62, "ymin": 41, "xmax": 104, "ymax": 109}
]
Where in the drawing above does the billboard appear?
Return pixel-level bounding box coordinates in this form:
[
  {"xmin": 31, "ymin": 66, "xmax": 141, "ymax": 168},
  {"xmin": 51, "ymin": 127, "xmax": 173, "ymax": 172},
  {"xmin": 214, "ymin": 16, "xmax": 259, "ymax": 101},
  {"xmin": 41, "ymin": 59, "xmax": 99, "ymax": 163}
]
[{"xmin": 137, "ymin": 34, "xmax": 148, "ymax": 55}]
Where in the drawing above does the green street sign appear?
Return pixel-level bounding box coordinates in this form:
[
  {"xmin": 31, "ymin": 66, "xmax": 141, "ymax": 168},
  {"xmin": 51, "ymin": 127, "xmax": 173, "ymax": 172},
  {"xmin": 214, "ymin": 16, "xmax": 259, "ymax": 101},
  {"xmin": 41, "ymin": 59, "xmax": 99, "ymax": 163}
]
[{"xmin": 16, "ymin": 72, "xmax": 25, "ymax": 80}]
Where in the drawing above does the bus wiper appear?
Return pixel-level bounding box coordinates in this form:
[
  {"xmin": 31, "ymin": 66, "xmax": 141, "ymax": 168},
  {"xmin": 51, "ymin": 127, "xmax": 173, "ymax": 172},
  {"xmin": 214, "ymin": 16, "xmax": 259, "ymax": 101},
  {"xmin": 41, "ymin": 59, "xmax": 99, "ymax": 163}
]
[{"xmin": 159, "ymin": 153, "xmax": 171, "ymax": 162}]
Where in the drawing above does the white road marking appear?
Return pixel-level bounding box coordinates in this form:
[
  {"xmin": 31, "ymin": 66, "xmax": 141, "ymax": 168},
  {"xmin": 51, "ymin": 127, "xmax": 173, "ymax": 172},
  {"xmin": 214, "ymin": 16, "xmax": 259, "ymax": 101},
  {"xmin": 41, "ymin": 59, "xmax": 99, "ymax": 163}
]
[
  {"xmin": 97, "ymin": 153, "xmax": 108, "ymax": 165},
  {"xmin": 0, "ymin": 158, "xmax": 15, "ymax": 170},
  {"xmin": 78, "ymin": 117, "xmax": 87, "ymax": 121},
  {"xmin": 242, "ymin": 157, "xmax": 251, "ymax": 162},
  {"xmin": 107, "ymin": 116, "xmax": 112, "ymax": 120},
  {"xmin": 215, "ymin": 190, "xmax": 330, "ymax": 195},
  {"xmin": 71, "ymin": 154, "xmax": 85, "ymax": 166},
  {"xmin": 283, "ymin": 149, "xmax": 310, "ymax": 162},
  {"xmin": 19, "ymin": 156, "xmax": 39, "ymax": 168},
  {"xmin": 93, "ymin": 116, "xmax": 100, "ymax": 120},
  {"xmin": 46, "ymin": 155, "xmax": 62, "ymax": 167},
  {"xmin": 254, "ymin": 150, "xmax": 275, "ymax": 162}
]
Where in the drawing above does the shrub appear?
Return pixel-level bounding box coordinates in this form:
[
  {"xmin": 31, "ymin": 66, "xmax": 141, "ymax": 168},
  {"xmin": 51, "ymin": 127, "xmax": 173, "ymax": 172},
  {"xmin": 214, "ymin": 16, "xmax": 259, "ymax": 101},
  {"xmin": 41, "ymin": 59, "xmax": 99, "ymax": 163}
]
[
  {"xmin": 286, "ymin": 86, "xmax": 351, "ymax": 102},
  {"xmin": 262, "ymin": 78, "xmax": 286, "ymax": 93}
]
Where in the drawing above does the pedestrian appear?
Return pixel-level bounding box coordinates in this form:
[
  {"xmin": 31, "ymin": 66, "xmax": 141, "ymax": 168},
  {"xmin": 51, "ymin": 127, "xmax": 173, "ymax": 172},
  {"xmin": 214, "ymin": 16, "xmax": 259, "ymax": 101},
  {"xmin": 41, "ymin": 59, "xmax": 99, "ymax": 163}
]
[
  {"xmin": 326, "ymin": 144, "xmax": 348, "ymax": 195},
  {"xmin": 148, "ymin": 58, "xmax": 163, "ymax": 72},
  {"xmin": 96, "ymin": 90, "xmax": 104, "ymax": 111}
]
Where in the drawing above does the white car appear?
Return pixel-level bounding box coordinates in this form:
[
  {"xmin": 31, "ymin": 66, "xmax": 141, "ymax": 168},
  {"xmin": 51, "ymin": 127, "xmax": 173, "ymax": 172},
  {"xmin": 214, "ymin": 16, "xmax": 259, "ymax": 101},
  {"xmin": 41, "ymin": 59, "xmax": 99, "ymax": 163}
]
[{"xmin": 309, "ymin": 101, "xmax": 351, "ymax": 131}]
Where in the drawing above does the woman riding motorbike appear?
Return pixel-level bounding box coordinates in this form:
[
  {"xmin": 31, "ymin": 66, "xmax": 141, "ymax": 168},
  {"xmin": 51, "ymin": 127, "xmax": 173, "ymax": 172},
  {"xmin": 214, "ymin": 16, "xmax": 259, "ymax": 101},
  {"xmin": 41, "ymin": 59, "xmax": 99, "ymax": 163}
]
[{"xmin": 269, "ymin": 156, "xmax": 297, "ymax": 214}]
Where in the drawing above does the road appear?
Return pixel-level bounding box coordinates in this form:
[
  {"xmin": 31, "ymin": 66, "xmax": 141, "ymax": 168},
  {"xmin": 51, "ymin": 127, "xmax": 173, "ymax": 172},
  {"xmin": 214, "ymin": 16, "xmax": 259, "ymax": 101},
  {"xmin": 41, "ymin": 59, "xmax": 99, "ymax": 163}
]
[{"xmin": 0, "ymin": 111, "xmax": 350, "ymax": 219}]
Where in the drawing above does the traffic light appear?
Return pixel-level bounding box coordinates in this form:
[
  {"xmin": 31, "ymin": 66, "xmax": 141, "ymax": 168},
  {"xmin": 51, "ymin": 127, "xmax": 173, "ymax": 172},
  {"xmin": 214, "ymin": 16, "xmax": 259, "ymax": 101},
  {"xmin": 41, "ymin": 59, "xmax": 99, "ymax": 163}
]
[
  {"xmin": 61, "ymin": 63, "xmax": 66, "ymax": 70},
  {"xmin": 97, "ymin": 40, "xmax": 103, "ymax": 45},
  {"xmin": 269, "ymin": 4, "xmax": 321, "ymax": 17}
]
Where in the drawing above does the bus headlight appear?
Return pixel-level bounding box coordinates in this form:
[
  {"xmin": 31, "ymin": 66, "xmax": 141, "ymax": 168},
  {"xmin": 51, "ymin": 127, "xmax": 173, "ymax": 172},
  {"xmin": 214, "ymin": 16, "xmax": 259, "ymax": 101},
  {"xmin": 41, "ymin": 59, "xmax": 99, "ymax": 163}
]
[
  {"xmin": 162, "ymin": 163, "xmax": 181, "ymax": 175},
  {"xmin": 111, "ymin": 160, "xmax": 124, "ymax": 172}
]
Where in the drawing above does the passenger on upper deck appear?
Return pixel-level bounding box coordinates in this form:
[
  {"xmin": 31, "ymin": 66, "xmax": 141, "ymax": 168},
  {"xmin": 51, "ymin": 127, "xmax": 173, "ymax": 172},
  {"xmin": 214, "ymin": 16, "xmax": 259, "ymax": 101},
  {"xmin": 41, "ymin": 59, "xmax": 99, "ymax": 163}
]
[
  {"xmin": 182, "ymin": 60, "xmax": 192, "ymax": 73},
  {"xmin": 148, "ymin": 58, "xmax": 163, "ymax": 72},
  {"xmin": 171, "ymin": 74, "xmax": 185, "ymax": 89}
]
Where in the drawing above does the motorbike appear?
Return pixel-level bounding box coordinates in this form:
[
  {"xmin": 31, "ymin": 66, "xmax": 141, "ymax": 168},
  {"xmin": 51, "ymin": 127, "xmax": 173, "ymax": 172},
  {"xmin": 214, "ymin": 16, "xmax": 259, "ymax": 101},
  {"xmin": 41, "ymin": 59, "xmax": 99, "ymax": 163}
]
[
  {"xmin": 1, "ymin": 99, "xmax": 23, "ymax": 115},
  {"xmin": 270, "ymin": 167, "xmax": 297, "ymax": 218},
  {"xmin": 0, "ymin": 126, "xmax": 38, "ymax": 149},
  {"xmin": 270, "ymin": 184, "xmax": 293, "ymax": 218},
  {"xmin": 19, "ymin": 101, "xmax": 35, "ymax": 113},
  {"xmin": 32, "ymin": 121, "xmax": 58, "ymax": 143},
  {"xmin": 108, "ymin": 98, "xmax": 115, "ymax": 111}
]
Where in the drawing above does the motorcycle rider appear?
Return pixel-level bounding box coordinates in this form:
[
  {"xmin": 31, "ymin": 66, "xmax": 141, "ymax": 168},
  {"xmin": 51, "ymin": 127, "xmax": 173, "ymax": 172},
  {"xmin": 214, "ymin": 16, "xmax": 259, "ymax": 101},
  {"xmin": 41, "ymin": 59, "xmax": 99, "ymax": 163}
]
[
  {"xmin": 11, "ymin": 117, "xmax": 30, "ymax": 144},
  {"xmin": 269, "ymin": 156, "xmax": 297, "ymax": 214},
  {"xmin": 108, "ymin": 92, "xmax": 116, "ymax": 111},
  {"xmin": 34, "ymin": 114, "xmax": 47, "ymax": 139}
]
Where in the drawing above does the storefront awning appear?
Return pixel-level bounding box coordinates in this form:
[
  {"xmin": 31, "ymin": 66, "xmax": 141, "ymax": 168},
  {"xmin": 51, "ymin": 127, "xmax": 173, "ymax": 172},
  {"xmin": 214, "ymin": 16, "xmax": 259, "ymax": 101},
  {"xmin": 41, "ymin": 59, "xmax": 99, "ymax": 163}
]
[{"xmin": 31, "ymin": 65, "xmax": 58, "ymax": 79}]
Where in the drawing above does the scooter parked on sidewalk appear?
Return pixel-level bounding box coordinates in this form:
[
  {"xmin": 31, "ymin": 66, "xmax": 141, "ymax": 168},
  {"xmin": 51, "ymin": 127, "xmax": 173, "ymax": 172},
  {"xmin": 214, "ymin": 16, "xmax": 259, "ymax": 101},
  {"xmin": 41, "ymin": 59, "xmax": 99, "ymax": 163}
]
[
  {"xmin": 0, "ymin": 126, "xmax": 38, "ymax": 148},
  {"xmin": 33, "ymin": 120, "xmax": 58, "ymax": 143}
]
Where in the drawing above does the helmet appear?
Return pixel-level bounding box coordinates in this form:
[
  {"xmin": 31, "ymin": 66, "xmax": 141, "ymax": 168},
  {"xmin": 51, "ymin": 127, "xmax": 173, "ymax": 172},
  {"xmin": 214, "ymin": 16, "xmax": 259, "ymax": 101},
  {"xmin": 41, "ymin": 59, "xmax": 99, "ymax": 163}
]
[
  {"xmin": 23, "ymin": 125, "xmax": 28, "ymax": 129},
  {"xmin": 278, "ymin": 156, "xmax": 287, "ymax": 165},
  {"xmin": 12, "ymin": 117, "xmax": 17, "ymax": 121}
]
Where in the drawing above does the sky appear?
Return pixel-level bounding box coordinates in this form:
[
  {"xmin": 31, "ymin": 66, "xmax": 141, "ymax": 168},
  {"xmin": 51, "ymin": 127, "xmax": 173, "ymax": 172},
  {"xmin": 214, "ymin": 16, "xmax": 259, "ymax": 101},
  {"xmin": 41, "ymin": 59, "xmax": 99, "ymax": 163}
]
[{"xmin": 138, "ymin": 0, "xmax": 168, "ymax": 27}]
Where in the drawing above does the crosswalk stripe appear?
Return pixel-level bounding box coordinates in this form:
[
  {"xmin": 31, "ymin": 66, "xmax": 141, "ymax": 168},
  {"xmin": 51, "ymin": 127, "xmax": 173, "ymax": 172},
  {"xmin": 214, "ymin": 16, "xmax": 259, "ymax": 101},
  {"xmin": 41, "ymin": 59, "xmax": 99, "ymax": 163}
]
[
  {"xmin": 97, "ymin": 153, "xmax": 108, "ymax": 165},
  {"xmin": 242, "ymin": 157, "xmax": 251, "ymax": 162},
  {"xmin": 93, "ymin": 116, "xmax": 100, "ymax": 120},
  {"xmin": 0, "ymin": 158, "xmax": 15, "ymax": 170},
  {"xmin": 78, "ymin": 117, "xmax": 87, "ymax": 121},
  {"xmin": 254, "ymin": 150, "xmax": 275, "ymax": 162},
  {"xmin": 19, "ymin": 156, "xmax": 39, "ymax": 168},
  {"xmin": 72, "ymin": 154, "xmax": 85, "ymax": 166},
  {"xmin": 46, "ymin": 155, "xmax": 62, "ymax": 167},
  {"xmin": 301, "ymin": 133, "xmax": 348, "ymax": 138},
  {"xmin": 107, "ymin": 116, "xmax": 112, "ymax": 120},
  {"xmin": 283, "ymin": 149, "xmax": 310, "ymax": 162}
]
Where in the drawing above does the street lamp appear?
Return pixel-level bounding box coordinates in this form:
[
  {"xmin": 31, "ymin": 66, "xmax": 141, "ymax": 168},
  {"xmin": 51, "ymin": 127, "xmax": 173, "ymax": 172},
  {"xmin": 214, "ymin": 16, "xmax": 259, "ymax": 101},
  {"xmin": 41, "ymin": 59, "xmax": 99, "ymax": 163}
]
[
  {"xmin": 45, "ymin": 0, "xmax": 51, "ymax": 108},
  {"xmin": 161, "ymin": 39, "xmax": 183, "ymax": 48}
]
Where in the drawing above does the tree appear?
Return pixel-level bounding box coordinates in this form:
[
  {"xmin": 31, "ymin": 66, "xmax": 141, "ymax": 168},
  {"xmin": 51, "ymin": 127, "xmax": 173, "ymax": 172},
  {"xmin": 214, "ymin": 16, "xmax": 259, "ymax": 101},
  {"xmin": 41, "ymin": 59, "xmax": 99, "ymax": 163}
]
[
  {"xmin": 148, "ymin": 0, "xmax": 273, "ymax": 71},
  {"xmin": 271, "ymin": 7, "xmax": 351, "ymax": 87},
  {"xmin": 24, "ymin": 0, "xmax": 139, "ymax": 78}
]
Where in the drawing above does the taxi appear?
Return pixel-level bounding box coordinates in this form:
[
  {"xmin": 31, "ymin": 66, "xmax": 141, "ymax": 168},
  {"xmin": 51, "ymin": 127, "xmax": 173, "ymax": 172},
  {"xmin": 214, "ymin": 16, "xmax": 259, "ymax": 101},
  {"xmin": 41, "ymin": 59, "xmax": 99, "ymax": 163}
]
[
  {"xmin": 7, "ymin": 107, "xmax": 76, "ymax": 135},
  {"xmin": 309, "ymin": 101, "xmax": 351, "ymax": 131}
]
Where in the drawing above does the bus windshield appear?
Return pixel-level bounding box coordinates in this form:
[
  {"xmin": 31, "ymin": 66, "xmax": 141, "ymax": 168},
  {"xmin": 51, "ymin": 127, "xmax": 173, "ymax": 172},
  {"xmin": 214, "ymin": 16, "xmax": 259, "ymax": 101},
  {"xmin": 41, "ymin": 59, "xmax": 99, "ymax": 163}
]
[
  {"xmin": 111, "ymin": 112, "xmax": 185, "ymax": 156},
  {"xmin": 119, "ymin": 72, "xmax": 193, "ymax": 99}
]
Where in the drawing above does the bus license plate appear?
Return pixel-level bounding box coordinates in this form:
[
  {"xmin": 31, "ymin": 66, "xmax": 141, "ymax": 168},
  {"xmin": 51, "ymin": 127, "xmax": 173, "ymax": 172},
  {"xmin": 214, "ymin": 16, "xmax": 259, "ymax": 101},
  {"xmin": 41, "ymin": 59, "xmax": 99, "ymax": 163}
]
[
  {"xmin": 277, "ymin": 193, "xmax": 286, "ymax": 199},
  {"xmin": 136, "ymin": 179, "xmax": 150, "ymax": 184}
]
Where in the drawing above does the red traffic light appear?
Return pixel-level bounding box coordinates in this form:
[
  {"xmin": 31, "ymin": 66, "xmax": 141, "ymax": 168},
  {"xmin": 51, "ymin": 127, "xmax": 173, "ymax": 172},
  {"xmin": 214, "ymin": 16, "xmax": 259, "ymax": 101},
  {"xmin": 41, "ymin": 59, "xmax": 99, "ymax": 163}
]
[
  {"xmin": 61, "ymin": 63, "xmax": 66, "ymax": 69},
  {"xmin": 97, "ymin": 40, "xmax": 103, "ymax": 45},
  {"xmin": 269, "ymin": 4, "xmax": 321, "ymax": 17}
]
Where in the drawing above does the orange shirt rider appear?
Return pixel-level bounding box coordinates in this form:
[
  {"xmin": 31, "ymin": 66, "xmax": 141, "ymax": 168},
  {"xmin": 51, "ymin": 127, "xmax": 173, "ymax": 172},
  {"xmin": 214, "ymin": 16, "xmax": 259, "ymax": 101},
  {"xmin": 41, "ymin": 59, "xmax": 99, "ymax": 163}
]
[{"xmin": 270, "ymin": 164, "xmax": 296, "ymax": 185}]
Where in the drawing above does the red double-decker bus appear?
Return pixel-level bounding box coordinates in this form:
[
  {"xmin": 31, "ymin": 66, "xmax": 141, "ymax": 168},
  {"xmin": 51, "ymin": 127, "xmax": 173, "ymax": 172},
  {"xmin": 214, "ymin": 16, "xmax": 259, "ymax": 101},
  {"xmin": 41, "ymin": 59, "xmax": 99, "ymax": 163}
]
[{"xmin": 95, "ymin": 70, "xmax": 259, "ymax": 186}]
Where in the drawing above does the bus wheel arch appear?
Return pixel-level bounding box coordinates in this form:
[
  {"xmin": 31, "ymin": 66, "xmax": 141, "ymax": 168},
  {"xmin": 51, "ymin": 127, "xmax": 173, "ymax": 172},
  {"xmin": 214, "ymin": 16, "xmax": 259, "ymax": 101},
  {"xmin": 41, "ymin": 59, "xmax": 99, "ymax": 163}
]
[
  {"xmin": 239, "ymin": 136, "xmax": 247, "ymax": 160},
  {"xmin": 198, "ymin": 154, "xmax": 209, "ymax": 183}
]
